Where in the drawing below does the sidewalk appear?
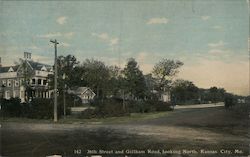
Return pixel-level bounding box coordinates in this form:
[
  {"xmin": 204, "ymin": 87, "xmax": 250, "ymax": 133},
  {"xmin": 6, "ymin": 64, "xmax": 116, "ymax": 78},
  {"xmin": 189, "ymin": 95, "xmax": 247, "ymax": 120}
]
[{"xmin": 174, "ymin": 102, "xmax": 224, "ymax": 110}]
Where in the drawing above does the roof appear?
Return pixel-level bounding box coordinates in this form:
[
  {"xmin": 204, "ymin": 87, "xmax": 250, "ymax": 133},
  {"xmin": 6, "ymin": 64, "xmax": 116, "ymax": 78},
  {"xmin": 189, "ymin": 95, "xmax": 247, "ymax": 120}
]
[
  {"xmin": 0, "ymin": 65, "xmax": 19, "ymax": 73},
  {"xmin": 27, "ymin": 60, "xmax": 52, "ymax": 71},
  {"xmin": 68, "ymin": 87, "xmax": 96, "ymax": 96},
  {"xmin": 0, "ymin": 59, "xmax": 52, "ymax": 74}
]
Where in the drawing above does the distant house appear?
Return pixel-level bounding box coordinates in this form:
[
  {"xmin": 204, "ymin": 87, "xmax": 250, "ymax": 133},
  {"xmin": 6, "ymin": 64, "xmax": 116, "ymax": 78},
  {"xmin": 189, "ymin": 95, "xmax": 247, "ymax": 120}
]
[
  {"xmin": 160, "ymin": 91, "xmax": 171, "ymax": 102},
  {"xmin": 151, "ymin": 89, "xmax": 171, "ymax": 103},
  {"xmin": 68, "ymin": 87, "xmax": 96, "ymax": 104}
]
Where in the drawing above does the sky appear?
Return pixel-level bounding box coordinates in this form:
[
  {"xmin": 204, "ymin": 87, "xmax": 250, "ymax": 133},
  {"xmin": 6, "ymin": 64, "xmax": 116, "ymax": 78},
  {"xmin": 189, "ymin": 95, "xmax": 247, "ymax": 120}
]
[{"xmin": 0, "ymin": 0, "xmax": 249, "ymax": 96}]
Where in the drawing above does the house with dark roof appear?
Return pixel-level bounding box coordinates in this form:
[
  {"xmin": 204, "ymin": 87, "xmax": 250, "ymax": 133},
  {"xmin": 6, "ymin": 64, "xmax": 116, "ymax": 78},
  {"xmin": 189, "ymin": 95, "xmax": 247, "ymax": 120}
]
[{"xmin": 0, "ymin": 52, "xmax": 53, "ymax": 102}]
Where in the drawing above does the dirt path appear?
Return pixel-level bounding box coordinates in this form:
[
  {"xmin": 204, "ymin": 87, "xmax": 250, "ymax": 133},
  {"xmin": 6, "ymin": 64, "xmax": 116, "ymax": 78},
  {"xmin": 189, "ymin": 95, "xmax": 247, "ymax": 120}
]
[{"xmin": 1, "ymin": 104, "xmax": 249, "ymax": 157}]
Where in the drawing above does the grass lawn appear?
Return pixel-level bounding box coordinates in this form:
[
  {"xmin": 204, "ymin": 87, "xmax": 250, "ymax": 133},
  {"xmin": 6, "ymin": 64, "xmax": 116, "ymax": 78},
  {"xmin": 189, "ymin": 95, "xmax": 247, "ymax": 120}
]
[{"xmin": 0, "ymin": 111, "xmax": 172, "ymax": 124}]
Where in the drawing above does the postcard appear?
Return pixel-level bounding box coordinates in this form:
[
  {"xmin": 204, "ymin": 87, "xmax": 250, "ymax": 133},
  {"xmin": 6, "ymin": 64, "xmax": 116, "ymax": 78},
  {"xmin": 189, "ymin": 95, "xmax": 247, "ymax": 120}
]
[{"xmin": 0, "ymin": 0, "xmax": 249, "ymax": 157}]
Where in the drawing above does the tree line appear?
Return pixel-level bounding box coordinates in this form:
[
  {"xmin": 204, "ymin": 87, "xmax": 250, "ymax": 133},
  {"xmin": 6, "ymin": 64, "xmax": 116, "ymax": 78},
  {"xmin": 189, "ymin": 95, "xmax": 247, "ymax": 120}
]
[{"xmin": 48, "ymin": 54, "xmax": 236, "ymax": 105}]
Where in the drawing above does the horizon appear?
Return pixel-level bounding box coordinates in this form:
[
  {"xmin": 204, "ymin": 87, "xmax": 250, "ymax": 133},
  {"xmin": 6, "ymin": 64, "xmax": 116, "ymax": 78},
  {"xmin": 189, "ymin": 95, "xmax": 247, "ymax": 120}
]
[{"xmin": 0, "ymin": 0, "xmax": 249, "ymax": 96}]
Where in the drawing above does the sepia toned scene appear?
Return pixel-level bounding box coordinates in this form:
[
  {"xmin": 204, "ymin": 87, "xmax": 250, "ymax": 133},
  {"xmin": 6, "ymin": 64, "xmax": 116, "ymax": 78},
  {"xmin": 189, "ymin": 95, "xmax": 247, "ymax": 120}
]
[{"xmin": 0, "ymin": 0, "xmax": 249, "ymax": 157}]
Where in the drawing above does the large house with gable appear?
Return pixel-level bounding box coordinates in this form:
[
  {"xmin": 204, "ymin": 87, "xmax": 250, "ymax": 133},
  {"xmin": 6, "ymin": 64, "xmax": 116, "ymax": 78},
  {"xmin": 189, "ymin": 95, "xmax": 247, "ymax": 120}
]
[{"xmin": 0, "ymin": 52, "xmax": 53, "ymax": 102}]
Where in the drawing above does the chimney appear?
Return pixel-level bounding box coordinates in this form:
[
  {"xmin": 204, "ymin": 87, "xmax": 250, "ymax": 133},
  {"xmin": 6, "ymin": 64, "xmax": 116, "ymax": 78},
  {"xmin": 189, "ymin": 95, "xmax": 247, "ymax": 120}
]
[{"xmin": 24, "ymin": 52, "xmax": 32, "ymax": 60}]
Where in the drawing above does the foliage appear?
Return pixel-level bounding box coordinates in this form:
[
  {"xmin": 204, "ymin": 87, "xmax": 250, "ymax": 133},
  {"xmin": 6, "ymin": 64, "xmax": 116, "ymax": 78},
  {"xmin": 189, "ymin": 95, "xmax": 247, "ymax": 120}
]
[
  {"xmin": 48, "ymin": 55, "xmax": 80, "ymax": 91},
  {"xmin": 171, "ymin": 79, "xmax": 199, "ymax": 104},
  {"xmin": 224, "ymin": 94, "xmax": 236, "ymax": 109},
  {"xmin": 15, "ymin": 59, "xmax": 34, "ymax": 101},
  {"xmin": 123, "ymin": 58, "xmax": 147, "ymax": 99},
  {"xmin": 0, "ymin": 97, "xmax": 71, "ymax": 119},
  {"xmin": 127, "ymin": 100, "xmax": 173, "ymax": 113},
  {"xmin": 26, "ymin": 98, "xmax": 54, "ymax": 119},
  {"xmin": 80, "ymin": 98, "xmax": 129, "ymax": 118},
  {"xmin": 152, "ymin": 59, "xmax": 183, "ymax": 91},
  {"xmin": 0, "ymin": 98, "xmax": 22, "ymax": 117},
  {"xmin": 81, "ymin": 59, "xmax": 110, "ymax": 99}
]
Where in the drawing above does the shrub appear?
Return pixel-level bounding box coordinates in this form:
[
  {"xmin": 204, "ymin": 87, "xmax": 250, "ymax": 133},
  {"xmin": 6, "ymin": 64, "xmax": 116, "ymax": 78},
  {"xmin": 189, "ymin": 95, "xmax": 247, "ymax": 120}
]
[
  {"xmin": 127, "ymin": 100, "xmax": 155, "ymax": 113},
  {"xmin": 154, "ymin": 101, "xmax": 173, "ymax": 111},
  {"xmin": 80, "ymin": 98, "xmax": 129, "ymax": 118},
  {"xmin": 127, "ymin": 100, "xmax": 173, "ymax": 113},
  {"xmin": 27, "ymin": 98, "xmax": 53, "ymax": 119},
  {"xmin": 79, "ymin": 108, "xmax": 98, "ymax": 119},
  {"xmin": 0, "ymin": 98, "xmax": 22, "ymax": 117},
  {"xmin": 225, "ymin": 96, "xmax": 235, "ymax": 109}
]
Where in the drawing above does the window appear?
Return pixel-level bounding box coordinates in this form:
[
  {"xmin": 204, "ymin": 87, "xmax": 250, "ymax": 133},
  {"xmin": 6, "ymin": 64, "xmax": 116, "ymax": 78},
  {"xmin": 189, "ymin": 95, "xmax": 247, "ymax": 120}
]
[
  {"xmin": 2, "ymin": 80, "xmax": 6, "ymax": 86},
  {"xmin": 43, "ymin": 80, "xmax": 47, "ymax": 85},
  {"xmin": 5, "ymin": 91, "xmax": 10, "ymax": 99},
  {"xmin": 38, "ymin": 79, "xmax": 42, "ymax": 85},
  {"xmin": 7, "ymin": 80, "xmax": 12, "ymax": 87},
  {"xmin": 15, "ymin": 81, "xmax": 19, "ymax": 87},
  {"xmin": 32, "ymin": 79, "xmax": 36, "ymax": 85}
]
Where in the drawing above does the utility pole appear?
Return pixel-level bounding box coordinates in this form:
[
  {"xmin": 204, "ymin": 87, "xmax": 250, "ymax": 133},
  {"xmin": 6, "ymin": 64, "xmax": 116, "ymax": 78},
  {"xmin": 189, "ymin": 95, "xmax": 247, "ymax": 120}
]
[
  {"xmin": 50, "ymin": 39, "xmax": 59, "ymax": 122},
  {"xmin": 62, "ymin": 73, "xmax": 66, "ymax": 119}
]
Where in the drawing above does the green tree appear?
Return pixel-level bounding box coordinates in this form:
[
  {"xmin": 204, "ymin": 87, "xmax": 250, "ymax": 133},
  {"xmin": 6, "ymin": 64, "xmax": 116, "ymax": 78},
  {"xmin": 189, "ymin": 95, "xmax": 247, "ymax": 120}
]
[
  {"xmin": 15, "ymin": 59, "xmax": 34, "ymax": 101},
  {"xmin": 81, "ymin": 59, "xmax": 110, "ymax": 99},
  {"xmin": 171, "ymin": 79, "xmax": 199, "ymax": 104},
  {"xmin": 123, "ymin": 58, "xmax": 147, "ymax": 100},
  {"xmin": 47, "ymin": 54, "xmax": 80, "ymax": 105},
  {"xmin": 152, "ymin": 59, "xmax": 183, "ymax": 90},
  {"xmin": 209, "ymin": 87, "xmax": 226, "ymax": 103}
]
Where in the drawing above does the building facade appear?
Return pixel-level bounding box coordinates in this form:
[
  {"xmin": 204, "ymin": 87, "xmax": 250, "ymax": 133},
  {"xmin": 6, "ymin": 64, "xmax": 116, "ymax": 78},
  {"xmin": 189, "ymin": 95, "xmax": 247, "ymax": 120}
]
[{"xmin": 0, "ymin": 52, "xmax": 53, "ymax": 102}]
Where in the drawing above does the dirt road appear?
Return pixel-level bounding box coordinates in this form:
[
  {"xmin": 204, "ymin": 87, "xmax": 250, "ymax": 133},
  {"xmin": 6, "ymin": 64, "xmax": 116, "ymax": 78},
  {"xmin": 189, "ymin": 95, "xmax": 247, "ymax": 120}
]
[{"xmin": 1, "ymin": 103, "xmax": 249, "ymax": 157}]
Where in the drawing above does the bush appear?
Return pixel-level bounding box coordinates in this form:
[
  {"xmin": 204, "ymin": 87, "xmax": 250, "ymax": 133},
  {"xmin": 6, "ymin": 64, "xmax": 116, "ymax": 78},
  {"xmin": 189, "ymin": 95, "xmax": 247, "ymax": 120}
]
[
  {"xmin": 27, "ymin": 98, "xmax": 53, "ymax": 119},
  {"xmin": 0, "ymin": 98, "xmax": 22, "ymax": 117},
  {"xmin": 80, "ymin": 98, "xmax": 129, "ymax": 118},
  {"xmin": 79, "ymin": 108, "xmax": 98, "ymax": 119},
  {"xmin": 127, "ymin": 100, "xmax": 155, "ymax": 113},
  {"xmin": 225, "ymin": 96, "xmax": 235, "ymax": 109},
  {"xmin": 127, "ymin": 100, "xmax": 173, "ymax": 113},
  {"xmin": 154, "ymin": 101, "xmax": 173, "ymax": 111}
]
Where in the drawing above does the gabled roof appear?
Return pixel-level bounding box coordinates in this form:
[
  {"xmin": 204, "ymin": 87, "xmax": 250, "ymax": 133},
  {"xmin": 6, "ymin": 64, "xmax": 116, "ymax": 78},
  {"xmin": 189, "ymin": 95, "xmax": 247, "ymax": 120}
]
[
  {"xmin": 0, "ymin": 65, "xmax": 19, "ymax": 73},
  {"xmin": 68, "ymin": 87, "xmax": 96, "ymax": 96},
  {"xmin": 27, "ymin": 60, "xmax": 52, "ymax": 71}
]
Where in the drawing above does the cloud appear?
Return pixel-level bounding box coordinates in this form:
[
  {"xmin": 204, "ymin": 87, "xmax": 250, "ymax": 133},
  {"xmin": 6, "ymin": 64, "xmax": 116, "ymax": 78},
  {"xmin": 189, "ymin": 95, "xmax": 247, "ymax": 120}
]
[
  {"xmin": 37, "ymin": 32, "xmax": 74, "ymax": 39},
  {"xmin": 92, "ymin": 32, "xmax": 119, "ymax": 47},
  {"xmin": 92, "ymin": 33, "xmax": 109, "ymax": 40},
  {"xmin": 147, "ymin": 17, "xmax": 169, "ymax": 25},
  {"xmin": 59, "ymin": 42, "xmax": 70, "ymax": 47},
  {"xmin": 57, "ymin": 16, "xmax": 67, "ymax": 25},
  {"xmin": 208, "ymin": 49, "xmax": 228, "ymax": 55},
  {"xmin": 64, "ymin": 32, "xmax": 74, "ymax": 38},
  {"xmin": 110, "ymin": 38, "xmax": 119, "ymax": 46},
  {"xmin": 37, "ymin": 32, "xmax": 62, "ymax": 38},
  {"xmin": 201, "ymin": 16, "xmax": 210, "ymax": 21},
  {"xmin": 32, "ymin": 54, "xmax": 53, "ymax": 65},
  {"xmin": 208, "ymin": 40, "xmax": 226, "ymax": 48},
  {"xmin": 28, "ymin": 45, "xmax": 40, "ymax": 50},
  {"xmin": 212, "ymin": 25, "xmax": 223, "ymax": 30}
]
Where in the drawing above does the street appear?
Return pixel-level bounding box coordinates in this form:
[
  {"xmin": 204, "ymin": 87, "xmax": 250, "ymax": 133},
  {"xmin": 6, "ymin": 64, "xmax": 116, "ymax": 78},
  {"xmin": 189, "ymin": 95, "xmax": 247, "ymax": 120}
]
[{"xmin": 1, "ymin": 103, "xmax": 249, "ymax": 157}]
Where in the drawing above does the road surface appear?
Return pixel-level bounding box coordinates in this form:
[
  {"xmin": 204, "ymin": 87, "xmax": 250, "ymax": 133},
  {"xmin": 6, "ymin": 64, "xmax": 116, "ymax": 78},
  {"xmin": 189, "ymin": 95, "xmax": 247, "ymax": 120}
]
[{"xmin": 1, "ymin": 103, "xmax": 249, "ymax": 157}]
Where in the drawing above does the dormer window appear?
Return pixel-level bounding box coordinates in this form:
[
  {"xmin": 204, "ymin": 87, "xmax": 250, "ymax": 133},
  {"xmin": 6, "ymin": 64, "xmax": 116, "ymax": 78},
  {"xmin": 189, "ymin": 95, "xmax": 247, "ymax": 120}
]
[
  {"xmin": 41, "ymin": 66, "xmax": 47, "ymax": 71},
  {"xmin": 8, "ymin": 67, "xmax": 14, "ymax": 72}
]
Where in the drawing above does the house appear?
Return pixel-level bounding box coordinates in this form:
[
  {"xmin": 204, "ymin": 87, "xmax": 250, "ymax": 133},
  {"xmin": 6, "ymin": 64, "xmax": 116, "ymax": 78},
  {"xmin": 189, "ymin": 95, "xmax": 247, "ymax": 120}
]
[
  {"xmin": 152, "ymin": 90, "xmax": 171, "ymax": 102},
  {"xmin": 0, "ymin": 52, "xmax": 53, "ymax": 102},
  {"xmin": 68, "ymin": 87, "xmax": 96, "ymax": 104}
]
